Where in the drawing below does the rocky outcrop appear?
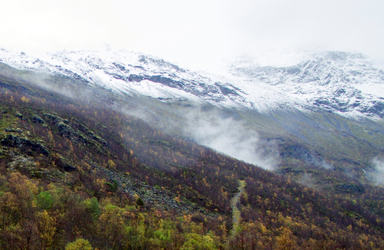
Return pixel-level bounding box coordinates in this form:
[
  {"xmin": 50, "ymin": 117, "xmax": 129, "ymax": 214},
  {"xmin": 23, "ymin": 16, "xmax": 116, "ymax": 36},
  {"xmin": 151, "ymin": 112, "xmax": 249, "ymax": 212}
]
[{"xmin": 1, "ymin": 134, "xmax": 49, "ymax": 156}]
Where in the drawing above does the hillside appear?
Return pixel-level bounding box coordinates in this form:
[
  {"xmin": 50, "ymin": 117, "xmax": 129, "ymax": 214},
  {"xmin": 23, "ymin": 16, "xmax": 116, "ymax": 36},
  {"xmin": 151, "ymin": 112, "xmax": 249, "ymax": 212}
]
[{"xmin": 1, "ymin": 55, "xmax": 384, "ymax": 249}]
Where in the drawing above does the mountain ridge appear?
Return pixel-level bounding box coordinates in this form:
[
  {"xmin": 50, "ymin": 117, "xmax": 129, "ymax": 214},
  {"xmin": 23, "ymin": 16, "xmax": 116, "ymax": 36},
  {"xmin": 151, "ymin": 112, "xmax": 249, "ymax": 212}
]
[{"xmin": 1, "ymin": 49, "xmax": 384, "ymax": 119}]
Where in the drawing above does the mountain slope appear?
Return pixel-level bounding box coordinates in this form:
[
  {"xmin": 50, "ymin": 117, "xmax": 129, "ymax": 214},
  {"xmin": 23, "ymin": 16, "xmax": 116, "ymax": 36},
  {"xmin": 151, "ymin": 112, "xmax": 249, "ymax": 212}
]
[
  {"xmin": 1, "ymin": 68, "xmax": 384, "ymax": 249},
  {"xmin": 1, "ymin": 49, "xmax": 384, "ymax": 193}
]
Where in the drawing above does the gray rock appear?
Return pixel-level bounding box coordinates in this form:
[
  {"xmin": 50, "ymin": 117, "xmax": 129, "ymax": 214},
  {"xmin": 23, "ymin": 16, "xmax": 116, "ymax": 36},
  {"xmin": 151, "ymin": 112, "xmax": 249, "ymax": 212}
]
[
  {"xmin": 32, "ymin": 114, "xmax": 45, "ymax": 124},
  {"xmin": 1, "ymin": 134, "xmax": 49, "ymax": 156}
]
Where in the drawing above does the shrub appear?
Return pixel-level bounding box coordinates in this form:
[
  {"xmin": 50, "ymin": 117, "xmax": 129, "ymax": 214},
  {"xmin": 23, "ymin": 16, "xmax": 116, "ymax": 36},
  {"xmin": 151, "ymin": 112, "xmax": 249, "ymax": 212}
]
[
  {"xmin": 36, "ymin": 191, "xmax": 54, "ymax": 209},
  {"xmin": 65, "ymin": 238, "xmax": 93, "ymax": 250}
]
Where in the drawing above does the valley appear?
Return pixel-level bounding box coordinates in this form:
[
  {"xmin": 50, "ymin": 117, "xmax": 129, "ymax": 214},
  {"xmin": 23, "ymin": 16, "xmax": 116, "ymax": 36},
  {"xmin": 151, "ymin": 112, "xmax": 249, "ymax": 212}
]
[{"xmin": 0, "ymin": 49, "xmax": 383, "ymax": 249}]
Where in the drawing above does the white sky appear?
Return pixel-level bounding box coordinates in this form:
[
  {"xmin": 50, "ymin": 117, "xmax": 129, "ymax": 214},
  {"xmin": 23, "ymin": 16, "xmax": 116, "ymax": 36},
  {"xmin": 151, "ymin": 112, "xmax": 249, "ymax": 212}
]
[{"xmin": 0, "ymin": 0, "xmax": 383, "ymax": 70}]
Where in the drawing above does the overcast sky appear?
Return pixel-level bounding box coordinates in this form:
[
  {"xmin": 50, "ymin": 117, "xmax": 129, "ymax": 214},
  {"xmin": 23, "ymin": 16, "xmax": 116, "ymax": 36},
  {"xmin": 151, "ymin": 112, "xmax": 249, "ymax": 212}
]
[{"xmin": 1, "ymin": 0, "xmax": 383, "ymax": 69}]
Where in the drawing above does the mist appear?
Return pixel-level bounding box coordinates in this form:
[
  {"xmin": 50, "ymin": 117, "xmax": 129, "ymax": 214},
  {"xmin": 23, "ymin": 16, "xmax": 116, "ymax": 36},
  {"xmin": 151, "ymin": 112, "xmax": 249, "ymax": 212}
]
[
  {"xmin": 182, "ymin": 109, "xmax": 280, "ymax": 170},
  {"xmin": 297, "ymin": 173, "xmax": 316, "ymax": 188},
  {"xmin": 368, "ymin": 157, "xmax": 384, "ymax": 186},
  {"xmin": 117, "ymin": 99, "xmax": 281, "ymax": 170}
]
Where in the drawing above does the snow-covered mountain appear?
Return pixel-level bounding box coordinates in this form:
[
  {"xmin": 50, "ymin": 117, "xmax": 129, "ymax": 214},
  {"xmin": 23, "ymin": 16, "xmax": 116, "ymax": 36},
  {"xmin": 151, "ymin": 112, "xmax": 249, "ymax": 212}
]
[
  {"xmin": 231, "ymin": 51, "xmax": 384, "ymax": 118},
  {"xmin": 2, "ymin": 48, "xmax": 384, "ymax": 187},
  {"xmin": 0, "ymin": 49, "xmax": 246, "ymax": 107},
  {"xmin": 1, "ymin": 49, "xmax": 384, "ymax": 118}
]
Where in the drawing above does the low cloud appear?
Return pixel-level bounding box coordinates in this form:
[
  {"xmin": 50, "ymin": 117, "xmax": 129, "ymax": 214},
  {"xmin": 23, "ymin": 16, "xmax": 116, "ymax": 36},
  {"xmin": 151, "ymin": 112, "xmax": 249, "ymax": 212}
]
[
  {"xmin": 182, "ymin": 109, "xmax": 280, "ymax": 170},
  {"xmin": 297, "ymin": 173, "xmax": 316, "ymax": 188},
  {"xmin": 367, "ymin": 157, "xmax": 384, "ymax": 186}
]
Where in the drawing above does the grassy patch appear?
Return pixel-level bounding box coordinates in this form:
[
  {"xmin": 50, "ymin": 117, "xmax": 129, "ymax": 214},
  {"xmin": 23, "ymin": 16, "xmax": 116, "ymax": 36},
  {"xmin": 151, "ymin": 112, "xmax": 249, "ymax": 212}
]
[{"xmin": 0, "ymin": 108, "xmax": 18, "ymax": 139}]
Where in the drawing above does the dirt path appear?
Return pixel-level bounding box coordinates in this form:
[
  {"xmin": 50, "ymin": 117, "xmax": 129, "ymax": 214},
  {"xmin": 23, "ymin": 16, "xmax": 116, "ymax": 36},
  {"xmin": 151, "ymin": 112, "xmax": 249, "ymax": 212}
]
[{"xmin": 230, "ymin": 179, "xmax": 246, "ymax": 236}]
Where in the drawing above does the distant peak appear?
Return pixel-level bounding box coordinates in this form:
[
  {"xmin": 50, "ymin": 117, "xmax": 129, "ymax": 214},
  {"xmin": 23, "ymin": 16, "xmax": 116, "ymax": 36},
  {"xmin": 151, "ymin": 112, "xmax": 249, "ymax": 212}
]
[{"xmin": 313, "ymin": 51, "xmax": 365, "ymax": 61}]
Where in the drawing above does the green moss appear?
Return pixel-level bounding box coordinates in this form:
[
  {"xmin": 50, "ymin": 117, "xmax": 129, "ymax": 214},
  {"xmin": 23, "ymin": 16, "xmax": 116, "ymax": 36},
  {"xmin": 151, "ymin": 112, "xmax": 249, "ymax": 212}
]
[{"xmin": 0, "ymin": 111, "xmax": 18, "ymax": 137}]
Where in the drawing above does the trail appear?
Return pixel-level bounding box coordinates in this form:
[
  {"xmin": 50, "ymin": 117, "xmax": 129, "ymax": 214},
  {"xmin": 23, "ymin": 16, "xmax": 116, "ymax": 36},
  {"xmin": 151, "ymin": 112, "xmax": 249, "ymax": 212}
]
[{"xmin": 230, "ymin": 179, "xmax": 246, "ymax": 236}]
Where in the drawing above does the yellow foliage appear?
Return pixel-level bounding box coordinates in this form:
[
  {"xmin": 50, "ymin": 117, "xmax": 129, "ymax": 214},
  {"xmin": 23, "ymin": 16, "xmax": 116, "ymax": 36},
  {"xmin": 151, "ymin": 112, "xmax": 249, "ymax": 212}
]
[
  {"xmin": 275, "ymin": 227, "xmax": 296, "ymax": 250},
  {"xmin": 37, "ymin": 210, "xmax": 56, "ymax": 248},
  {"xmin": 65, "ymin": 238, "xmax": 93, "ymax": 250},
  {"xmin": 20, "ymin": 96, "xmax": 30, "ymax": 103},
  {"xmin": 183, "ymin": 214, "xmax": 192, "ymax": 223},
  {"xmin": 174, "ymin": 195, "xmax": 181, "ymax": 203},
  {"xmin": 107, "ymin": 159, "xmax": 116, "ymax": 169},
  {"xmin": 259, "ymin": 223, "xmax": 268, "ymax": 234}
]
